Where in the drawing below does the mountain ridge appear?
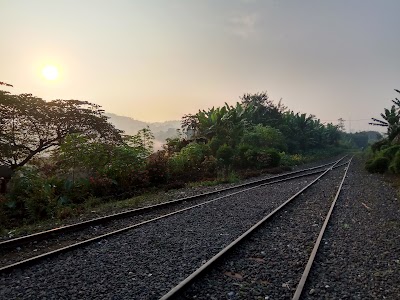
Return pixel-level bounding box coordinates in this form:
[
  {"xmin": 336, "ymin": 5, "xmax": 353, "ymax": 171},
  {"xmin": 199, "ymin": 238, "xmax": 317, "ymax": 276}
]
[{"xmin": 105, "ymin": 113, "xmax": 182, "ymax": 149}]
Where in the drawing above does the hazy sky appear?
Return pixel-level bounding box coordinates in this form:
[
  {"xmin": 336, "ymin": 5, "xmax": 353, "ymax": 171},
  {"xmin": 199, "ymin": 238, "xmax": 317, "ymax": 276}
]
[{"xmin": 1, "ymin": 0, "xmax": 399, "ymax": 131}]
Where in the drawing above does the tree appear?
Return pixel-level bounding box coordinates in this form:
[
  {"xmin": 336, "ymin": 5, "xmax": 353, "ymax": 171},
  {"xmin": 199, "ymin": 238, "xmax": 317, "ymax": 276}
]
[
  {"xmin": 241, "ymin": 124, "xmax": 286, "ymax": 151},
  {"xmin": 0, "ymin": 81, "xmax": 13, "ymax": 87},
  {"xmin": 369, "ymin": 89, "xmax": 400, "ymax": 143},
  {"xmin": 240, "ymin": 92, "xmax": 285, "ymax": 127},
  {"xmin": 0, "ymin": 91, "xmax": 123, "ymax": 170}
]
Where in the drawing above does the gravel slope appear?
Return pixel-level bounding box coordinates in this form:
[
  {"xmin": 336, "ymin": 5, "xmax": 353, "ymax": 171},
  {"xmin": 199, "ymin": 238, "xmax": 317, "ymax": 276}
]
[
  {"xmin": 0, "ymin": 168, "xmax": 326, "ymax": 268},
  {"xmin": 175, "ymin": 165, "xmax": 345, "ymax": 300},
  {"xmin": 174, "ymin": 157, "xmax": 400, "ymax": 300},
  {"xmin": 301, "ymin": 158, "xmax": 400, "ymax": 299},
  {"xmin": 0, "ymin": 171, "xmax": 323, "ymax": 299},
  {"xmin": 4, "ymin": 156, "xmax": 392, "ymax": 300},
  {"xmin": 1, "ymin": 156, "xmax": 342, "ymax": 242}
]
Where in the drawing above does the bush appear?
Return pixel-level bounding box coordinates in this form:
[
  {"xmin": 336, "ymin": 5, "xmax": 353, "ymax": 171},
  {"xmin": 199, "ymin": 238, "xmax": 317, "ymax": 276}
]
[
  {"xmin": 147, "ymin": 150, "xmax": 169, "ymax": 185},
  {"xmin": 60, "ymin": 178, "xmax": 92, "ymax": 204},
  {"xmin": 371, "ymin": 139, "xmax": 389, "ymax": 153},
  {"xmin": 200, "ymin": 155, "xmax": 218, "ymax": 178},
  {"xmin": 241, "ymin": 125, "xmax": 287, "ymax": 152},
  {"xmin": 208, "ymin": 136, "xmax": 224, "ymax": 155},
  {"xmin": 3, "ymin": 167, "xmax": 56, "ymax": 223},
  {"xmin": 216, "ymin": 144, "xmax": 235, "ymax": 167},
  {"xmin": 380, "ymin": 145, "xmax": 400, "ymax": 160},
  {"xmin": 168, "ymin": 143, "xmax": 210, "ymax": 181},
  {"xmin": 365, "ymin": 157, "xmax": 390, "ymax": 173},
  {"xmin": 280, "ymin": 152, "xmax": 306, "ymax": 166},
  {"xmin": 389, "ymin": 151, "xmax": 400, "ymax": 174},
  {"xmin": 89, "ymin": 176, "xmax": 116, "ymax": 197},
  {"xmin": 258, "ymin": 148, "xmax": 281, "ymax": 168}
]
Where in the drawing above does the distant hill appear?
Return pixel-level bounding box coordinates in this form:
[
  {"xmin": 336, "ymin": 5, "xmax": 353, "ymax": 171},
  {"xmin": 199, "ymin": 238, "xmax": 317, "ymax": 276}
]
[{"xmin": 105, "ymin": 113, "xmax": 181, "ymax": 149}]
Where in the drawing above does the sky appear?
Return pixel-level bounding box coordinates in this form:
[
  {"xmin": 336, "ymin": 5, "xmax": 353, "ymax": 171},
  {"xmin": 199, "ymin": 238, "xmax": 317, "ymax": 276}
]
[{"xmin": 1, "ymin": 0, "xmax": 399, "ymax": 132}]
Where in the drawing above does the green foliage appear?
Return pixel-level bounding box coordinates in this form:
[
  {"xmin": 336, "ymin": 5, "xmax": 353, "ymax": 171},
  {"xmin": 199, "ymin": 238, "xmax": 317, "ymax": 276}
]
[
  {"xmin": 164, "ymin": 134, "xmax": 189, "ymax": 155},
  {"xmin": 147, "ymin": 151, "xmax": 169, "ymax": 185},
  {"xmin": 369, "ymin": 89, "xmax": 400, "ymax": 142},
  {"xmin": 389, "ymin": 151, "xmax": 400, "ymax": 174},
  {"xmin": 280, "ymin": 153, "xmax": 307, "ymax": 166},
  {"xmin": 126, "ymin": 126, "xmax": 154, "ymax": 157},
  {"xmin": 59, "ymin": 134, "xmax": 113, "ymax": 175},
  {"xmin": 348, "ymin": 132, "xmax": 369, "ymax": 148},
  {"xmin": 371, "ymin": 139, "xmax": 389, "ymax": 153},
  {"xmin": 208, "ymin": 136, "xmax": 224, "ymax": 155},
  {"xmin": 168, "ymin": 143, "xmax": 210, "ymax": 181},
  {"xmin": 380, "ymin": 145, "xmax": 400, "ymax": 160},
  {"xmin": 241, "ymin": 125, "xmax": 286, "ymax": 151},
  {"xmin": 365, "ymin": 157, "xmax": 390, "ymax": 173},
  {"xmin": 3, "ymin": 167, "xmax": 56, "ymax": 223},
  {"xmin": 258, "ymin": 149, "xmax": 281, "ymax": 168},
  {"xmin": 238, "ymin": 147, "xmax": 281, "ymax": 169},
  {"xmin": 0, "ymin": 90, "xmax": 123, "ymax": 170},
  {"xmin": 216, "ymin": 144, "xmax": 235, "ymax": 167}
]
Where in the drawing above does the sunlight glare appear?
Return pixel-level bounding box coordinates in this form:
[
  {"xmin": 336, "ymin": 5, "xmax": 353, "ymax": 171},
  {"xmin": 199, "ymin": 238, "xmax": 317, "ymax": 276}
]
[{"xmin": 42, "ymin": 65, "xmax": 59, "ymax": 81}]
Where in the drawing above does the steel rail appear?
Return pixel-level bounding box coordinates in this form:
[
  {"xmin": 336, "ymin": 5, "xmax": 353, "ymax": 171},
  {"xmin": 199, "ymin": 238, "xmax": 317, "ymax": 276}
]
[
  {"xmin": 292, "ymin": 157, "xmax": 353, "ymax": 300},
  {"xmin": 0, "ymin": 157, "xmax": 345, "ymax": 273},
  {"xmin": 0, "ymin": 158, "xmax": 345, "ymax": 250},
  {"xmin": 158, "ymin": 158, "xmax": 345, "ymax": 300}
]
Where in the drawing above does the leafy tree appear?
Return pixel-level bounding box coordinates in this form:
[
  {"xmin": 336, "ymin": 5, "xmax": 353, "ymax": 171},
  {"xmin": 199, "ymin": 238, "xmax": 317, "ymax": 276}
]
[
  {"xmin": 240, "ymin": 92, "xmax": 285, "ymax": 127},
  {"xmin": 348, "ymin": 132, "xmax": 369, "ymax": 149},
  {"xmin": 126, "ymin": 126, "xmax": 154, "ymax": 157},
  {"xmin": 369, "ymin": 89, "xmax": 400, "ymax": 143},
  {"xmin": 58, "ymin": 134, "xmax": 114, "ymax": 178},
  {"xmin": 0, "ymin": 81, "xmax": 13, "ymax": 87},
  {"xmin": 241, "ymin": 124, "xmax": 286, "ymax": 151},
  {"xmin": 0, "ymin": 91, "xmax": 123, "ymax": 170}
]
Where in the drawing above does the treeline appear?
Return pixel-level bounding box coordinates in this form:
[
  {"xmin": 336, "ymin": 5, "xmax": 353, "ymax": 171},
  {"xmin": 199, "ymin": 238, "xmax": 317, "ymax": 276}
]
[
  {"xmin": 1, "ymin": 90, "xmax": 350, "ymax": 228},
  {"xmin": 366, "ymin": 89, "xmax": 400, "ymax": 173}
]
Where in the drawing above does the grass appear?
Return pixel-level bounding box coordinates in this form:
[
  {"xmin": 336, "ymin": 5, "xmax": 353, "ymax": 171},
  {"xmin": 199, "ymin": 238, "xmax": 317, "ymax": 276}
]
[{"xmin": 0, "ymin": 190, "xmax": 173, "ymax": 238}]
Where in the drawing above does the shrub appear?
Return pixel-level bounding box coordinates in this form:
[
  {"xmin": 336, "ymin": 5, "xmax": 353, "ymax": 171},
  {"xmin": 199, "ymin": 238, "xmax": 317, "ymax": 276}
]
[
  {"xmin": 380, "ymin": 145, "xmax": 400, "ymax": 160},
  {"xmin": 168, "ymin": 143, "xmax": 210, "ymax": 181},
  {"xmin": 365, "ymin": 157, "xmax": 390, "ymax": 173},
  {"xmin": 209, "ymin": 136, "xmax": 224, "ymax": 155},
  {"xmin": 241, "ymin": 125, "xmax": 287, "ymax": 152},
  {"xmin": 164, "ymin": 181, "xmax": 186, "ymax": 191},
  {"xmin": 147, "ymin": 151, "xmax": 169, "ymax": 185},
  {"xmin": 4, "ymin": 167, "xmax": 56, "ymax": 223},
  {"xmin": 371, "ymin": 139, "xmax": 389, "ymax": 153},
  {"xmin": 60, "ymin": 178, "xmax": 92, "ymax": 204},
  {"xmin": 216, "ymin": 144, "xmax": 235, "ymax": 167},
  {"xmin": 89, "ymin": 176, "xmax": 116, "ymax": 197},
  {"xmin": 389, "ymin": 151, "xmax": 400, "ymax": 174},
  {"xmin": 258, "ymin": 148, "xmax": 281, "ymax": 168},
  {"xmin": 200, "ymin": 155, "xmax": 218, "ymax": 178},
  {"xmin": 280, "ymin": 152, "xmax": 306, "ymax": 166}
]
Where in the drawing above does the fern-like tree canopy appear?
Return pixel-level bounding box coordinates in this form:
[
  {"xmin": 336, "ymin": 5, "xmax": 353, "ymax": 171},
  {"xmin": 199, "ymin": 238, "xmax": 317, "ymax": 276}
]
[{"xmin": 0, "ymin": 91, "xmax": 123, "ymax": 170}]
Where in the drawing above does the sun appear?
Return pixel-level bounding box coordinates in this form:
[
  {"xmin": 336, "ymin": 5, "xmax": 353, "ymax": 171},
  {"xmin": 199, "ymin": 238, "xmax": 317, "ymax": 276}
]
[{"xmin": 42, "ymin": 65, "xmax": 59, "ymax": 81}]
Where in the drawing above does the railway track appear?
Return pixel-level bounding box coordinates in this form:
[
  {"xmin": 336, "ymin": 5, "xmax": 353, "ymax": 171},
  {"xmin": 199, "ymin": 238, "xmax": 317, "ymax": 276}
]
[
  {"xmin": 0, "ymin": 158, "xmax": 346, "ymax": 273},
  {"xmin": 159, "ymin": 157, "xmax": 352, "ymax": 300}
]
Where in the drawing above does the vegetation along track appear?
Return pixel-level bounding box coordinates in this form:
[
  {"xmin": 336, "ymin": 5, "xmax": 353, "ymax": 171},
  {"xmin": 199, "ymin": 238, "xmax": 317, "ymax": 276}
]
[
  {"xmin": 0, "ymin": 157, "xmax": 346, "ymax": 272},
  {"xmin": 0, "ymin": 158, "xmax": 349, "ymax": 299},
  {"xmin": 160, "ymin": 158, "xmax": 352, "ymax": 300}
]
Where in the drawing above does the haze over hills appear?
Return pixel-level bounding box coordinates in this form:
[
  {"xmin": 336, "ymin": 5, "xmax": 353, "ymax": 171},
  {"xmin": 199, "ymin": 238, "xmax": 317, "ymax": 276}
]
[{"xmin": 106, "ymin": 113, "xmax": 181, "ymax": 149}]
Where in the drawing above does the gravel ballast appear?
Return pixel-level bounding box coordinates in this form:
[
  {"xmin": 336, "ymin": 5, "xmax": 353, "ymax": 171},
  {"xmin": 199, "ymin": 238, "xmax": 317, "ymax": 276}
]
[
  {"xmin": 3, "ymin": 156, "xmax": 396, "ymax": 299},
  {"xmin": 175, "ymin": 158, "xmax": 400, "ymax": 300},
  {"xmin": 301, "ymin": 158, "xmax": 400, "ymax": 299},
  {"xmin": 1, "ymin": 170, "xmax": 324, "ymax": 299},
  {"xmin": 0, "ymin": 168, "xmax": 326, "ymax": 268},
  {"xmin": 175, "ymin": 165, "xmax": 345, "ymax": 300}
]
